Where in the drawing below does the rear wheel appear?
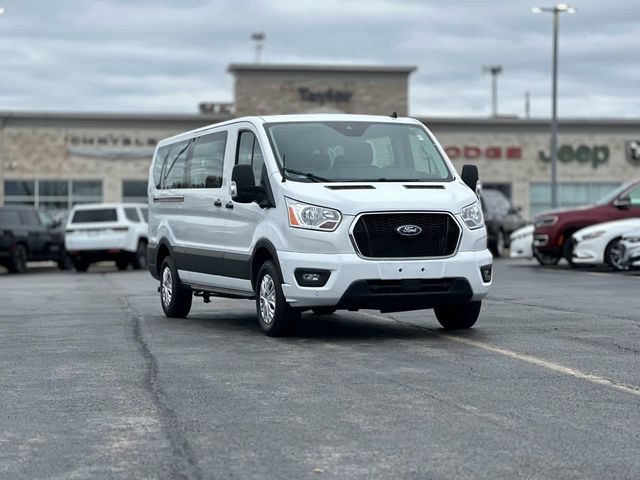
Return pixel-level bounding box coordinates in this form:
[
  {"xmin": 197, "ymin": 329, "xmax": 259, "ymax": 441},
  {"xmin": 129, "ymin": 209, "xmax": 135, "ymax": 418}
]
[
  {"xmin": 256, "ymin": 261, "xmax": 300, "ymax": 336},
  {"xmin": 8, "ymin": 244, "xmax": 28, "ymax": 274},
  {"xmin": 57, "ymin": 251, "xmax": 73, "ymax": 271},
  {"xmin": 605, "ymin": 237, "xmax": 627, "ymax": 271},
  {"xmin": 115, "ymin": 258, "xmax": 129, "ymax": 271},
  {"xmin": 72, "ymin": 258, "xmax": 89, "ymax": 272},
  {"xmin": 131, "ymin": 240, "xmax": 147, "ymax": 270},
  {"xmin": 490, "ymin": 230, "xmax": 506, "ymax": 257},
  {"xmin": 160, "ymin": 256, "xmax": 192, "ymax": 318},
  {"xmin": 434, "ymin": 301, "xmax": 481, "ymax": 330}
]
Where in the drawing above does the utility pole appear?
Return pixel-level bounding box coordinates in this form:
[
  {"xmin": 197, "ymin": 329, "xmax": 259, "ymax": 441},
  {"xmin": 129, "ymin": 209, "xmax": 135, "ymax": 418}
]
[
  {"xmin": 483, "ymin": 65, "xmax": 503, "ymax": 117},
  {"xmin": 251, "ymin": 32, "xmax": 265, "ymax": 63},
  {"xmin": 525, "ymin": 91, "xmax": 531, "ymax": 119}
]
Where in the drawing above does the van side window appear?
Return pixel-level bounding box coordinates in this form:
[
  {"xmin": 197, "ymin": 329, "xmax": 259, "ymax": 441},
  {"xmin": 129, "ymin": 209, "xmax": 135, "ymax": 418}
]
[
  {"xmin": 188, "ymin": 132, "xmax": 227, "ymax": 189},
  {"xmin": 152, "ymin": 146, "xmax": 170, "ymax": 189},
  {"xmin": 163, "ymin": 141, "xmax": 190, "ymax": 189},
  {"xmin": 236, "ymin": 131, "xmax": 265, "ymax": 186}
]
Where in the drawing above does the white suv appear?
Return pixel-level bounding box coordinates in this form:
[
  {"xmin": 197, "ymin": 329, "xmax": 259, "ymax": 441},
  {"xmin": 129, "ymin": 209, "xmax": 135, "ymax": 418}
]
[
  {"xmin": 147, "ymin": 114, "xmax": 492, "ymax": 336},
  {"xmin": 65, "ymin": 203, "xmax": 149, "ymax": 272}
]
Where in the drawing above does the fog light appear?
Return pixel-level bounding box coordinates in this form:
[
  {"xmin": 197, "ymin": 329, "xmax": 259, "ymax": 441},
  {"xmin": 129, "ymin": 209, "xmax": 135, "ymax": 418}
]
[
  {"xmin": 295, "ymin": 269, "xmax": 330, "ymax": 287},
  {"xmin": 480, "ymin": 265, "xmax": 492, "ymax": 283}
]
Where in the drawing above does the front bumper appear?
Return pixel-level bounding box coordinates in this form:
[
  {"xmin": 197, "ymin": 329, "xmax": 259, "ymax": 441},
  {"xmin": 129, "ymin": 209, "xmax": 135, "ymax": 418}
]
[
  {"xmin": 622, "ymin": 243, "xmax": 640, "ymax": 267},
  {"xmin": 279, "ymin": 249, "xmax": 492, "ymax": 309},
  {"xmin": 572, "ymin": 239, "xmax": 605, "ymax": 265}
]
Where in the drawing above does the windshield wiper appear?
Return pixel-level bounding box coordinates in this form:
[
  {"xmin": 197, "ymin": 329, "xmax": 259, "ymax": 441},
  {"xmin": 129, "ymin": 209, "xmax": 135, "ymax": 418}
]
[{"xmin": 282, "ymin": 168, "xmax": 331, "ymax": 183}]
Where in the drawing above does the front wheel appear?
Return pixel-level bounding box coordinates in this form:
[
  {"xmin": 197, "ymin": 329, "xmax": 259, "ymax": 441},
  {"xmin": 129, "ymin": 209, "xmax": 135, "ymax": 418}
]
[
  {"xmin": 255, "ymin": 261, "xmax": 300, "ymax": 337},
  {"xmin": 605, "ymin": 237, "xmax": 627, "ymax": 271},
  {"xmin": 534, "ymin": 250, "xmax": 560, "ymax": 266},
  {"xmin": 160, "ymin": 256, "xmax": 192, "ymax": 318},
  {"xmin": 434, "ymin": 301, "xmax": 482, "ymax": 330}
]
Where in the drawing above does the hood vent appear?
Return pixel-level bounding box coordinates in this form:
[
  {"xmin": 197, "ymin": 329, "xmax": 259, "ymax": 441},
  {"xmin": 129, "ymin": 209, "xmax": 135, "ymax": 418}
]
[
  {"xmin": 403, "ymin": 185, "xmax": 445, "ymax": 190},
  {"xmin": 325, "ymin": 185, "xmax": 376, "ymax": 190}
]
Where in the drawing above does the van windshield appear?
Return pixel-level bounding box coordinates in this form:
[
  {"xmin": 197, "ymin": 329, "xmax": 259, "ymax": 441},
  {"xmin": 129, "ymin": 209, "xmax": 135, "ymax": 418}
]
[{"xmin": 264, "ymin": 121, "xmax": 453, "ymax": 183}]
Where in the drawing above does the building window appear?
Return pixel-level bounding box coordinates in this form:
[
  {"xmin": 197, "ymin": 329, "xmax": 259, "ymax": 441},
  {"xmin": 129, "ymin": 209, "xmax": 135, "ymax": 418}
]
[
  {"xmin": 3, "ymin": 179, "xmax": 102, "ymax": 212},
  {"xmin": 529, "ymin": 182, "xmax": 620, "ymax": 219},
  {"xmin": 122, "ymin": 180, "xmax": 148, "ymax": 203}
]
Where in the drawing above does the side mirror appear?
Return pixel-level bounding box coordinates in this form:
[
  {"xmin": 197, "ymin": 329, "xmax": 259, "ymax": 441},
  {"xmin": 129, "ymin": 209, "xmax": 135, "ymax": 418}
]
[
  {"xmin": 461, "ymin": 165, "xmax": 479, "ymax": 193},
  {"xmin": 613, "ymin": 196, "xmax": 632, "ymax": 209},
  {"xmin": 231, "ymin": 164, "xmax": 264, "ymax": 204}
]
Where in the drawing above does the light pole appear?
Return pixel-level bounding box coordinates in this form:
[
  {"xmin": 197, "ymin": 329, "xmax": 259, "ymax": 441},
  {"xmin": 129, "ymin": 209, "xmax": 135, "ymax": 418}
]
[
  {"xmin": 531, "ymin": 3, "xmax": 576, "ymax": 208},
  {"xmin": 483, "ymin": 65, "xmax": 502, "ymax": 117},
  {"xmin": 251, "ymin": 32, "xmax": 266, "ymax": 63}
]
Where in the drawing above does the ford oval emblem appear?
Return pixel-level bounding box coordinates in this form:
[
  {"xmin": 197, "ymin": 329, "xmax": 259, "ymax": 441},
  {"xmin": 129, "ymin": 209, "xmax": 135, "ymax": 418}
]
[{"xmin": 396, "ymin": 224, "xmax": 422, "ymax": 236}]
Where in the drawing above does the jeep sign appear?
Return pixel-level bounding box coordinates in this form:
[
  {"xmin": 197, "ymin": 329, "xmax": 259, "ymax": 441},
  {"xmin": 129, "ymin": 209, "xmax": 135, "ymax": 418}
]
[{"xmin": 538, "ymin": 145, "xmax": 609, "ymax": 169}]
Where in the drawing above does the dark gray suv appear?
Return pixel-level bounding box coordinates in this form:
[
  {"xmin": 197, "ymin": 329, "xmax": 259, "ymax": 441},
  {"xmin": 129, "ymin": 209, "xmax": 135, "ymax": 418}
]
[{"xmin": 0, "ymin": 205, "xmax": 70, "ymax": 273}]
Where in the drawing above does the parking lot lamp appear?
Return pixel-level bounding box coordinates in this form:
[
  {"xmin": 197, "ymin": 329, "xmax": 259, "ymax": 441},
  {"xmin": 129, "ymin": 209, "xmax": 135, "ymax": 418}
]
[{"xmin": 531, "ymin": 4, "xmax": 576, "ymax": 208}]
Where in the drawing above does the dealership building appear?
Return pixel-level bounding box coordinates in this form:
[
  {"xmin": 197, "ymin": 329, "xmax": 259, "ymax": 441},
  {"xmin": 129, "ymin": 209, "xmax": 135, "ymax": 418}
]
[{"xmin": 1, "ymin": 63, "xmax": 639, "ymax": 220}]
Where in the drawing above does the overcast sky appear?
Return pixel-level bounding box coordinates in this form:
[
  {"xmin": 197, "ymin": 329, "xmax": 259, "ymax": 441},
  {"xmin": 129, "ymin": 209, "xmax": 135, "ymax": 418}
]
[{"xmin": 0, "ymin": 0, "xmax": 638, "ymax": 118}]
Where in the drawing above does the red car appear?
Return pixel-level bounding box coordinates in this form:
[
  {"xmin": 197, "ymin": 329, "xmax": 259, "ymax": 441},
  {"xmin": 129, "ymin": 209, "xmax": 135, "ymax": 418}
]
[{"xmin": 533, "ymin": 180, "xmax": 640, "ymax": 265}]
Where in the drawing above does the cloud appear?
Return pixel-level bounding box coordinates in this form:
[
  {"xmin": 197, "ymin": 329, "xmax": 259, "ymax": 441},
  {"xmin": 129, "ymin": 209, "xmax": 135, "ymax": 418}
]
[{"xmin": 0, "ymin": 0, "xmax": 638, "ymax": 117}]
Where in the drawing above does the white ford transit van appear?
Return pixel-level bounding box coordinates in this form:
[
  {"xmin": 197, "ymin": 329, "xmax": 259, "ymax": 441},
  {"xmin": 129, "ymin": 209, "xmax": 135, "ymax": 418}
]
[{"xmin": 147, "ymin": 115, "xmax": 492, "ymax": 336}]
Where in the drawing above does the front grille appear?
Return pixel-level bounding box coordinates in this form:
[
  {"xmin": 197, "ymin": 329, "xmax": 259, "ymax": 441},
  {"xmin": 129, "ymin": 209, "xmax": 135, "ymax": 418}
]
[{"xmin": 351, "ymin": 212, "xmax": 460, "ymax": 258}]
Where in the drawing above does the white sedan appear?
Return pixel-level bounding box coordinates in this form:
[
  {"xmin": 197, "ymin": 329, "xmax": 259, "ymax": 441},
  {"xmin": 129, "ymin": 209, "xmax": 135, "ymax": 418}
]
[
  {"xmin": 620, "ymin": 227, "xmax": 640, "ymax": 269},
  {"xmin": 572, "ymin": 218, "xmax": 640, "ymax": 270},
  {"xmin": 509, "ymin": 224, "xmax": 534, "ymax": 259}
]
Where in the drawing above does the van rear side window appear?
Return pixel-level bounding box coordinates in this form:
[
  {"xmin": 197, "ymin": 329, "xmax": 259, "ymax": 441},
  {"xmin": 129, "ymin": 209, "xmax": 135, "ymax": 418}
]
[{"xmin": 72, "ymin": 209, "xmax": 117, "ymax": 223}]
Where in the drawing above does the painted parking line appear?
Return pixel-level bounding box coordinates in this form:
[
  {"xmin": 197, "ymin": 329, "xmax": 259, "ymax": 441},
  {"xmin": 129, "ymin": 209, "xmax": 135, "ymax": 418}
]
[{"xmin": 357, "ymin": 311, "xmax": 640, "ymax": 398}]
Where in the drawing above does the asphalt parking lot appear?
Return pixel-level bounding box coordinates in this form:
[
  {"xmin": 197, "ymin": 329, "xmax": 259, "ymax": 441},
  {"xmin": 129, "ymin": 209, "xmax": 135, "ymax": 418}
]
[{"xmin": 1, "ymin": 259, "xmax": 640, "ymax": 479}]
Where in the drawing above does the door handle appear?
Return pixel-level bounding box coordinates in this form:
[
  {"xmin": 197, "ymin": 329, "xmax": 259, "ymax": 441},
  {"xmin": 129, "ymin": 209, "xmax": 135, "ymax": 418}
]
[
  {"xmin": 225, "ymin": 201, "xmax": 234, "ymax": 210},
  {"xmin": 214, "ymin": 199, "xmax": 222, "ymax": 207},
  {"xmin": 153, "ymin": 193, "xmax": 184, "ymax": 203}
]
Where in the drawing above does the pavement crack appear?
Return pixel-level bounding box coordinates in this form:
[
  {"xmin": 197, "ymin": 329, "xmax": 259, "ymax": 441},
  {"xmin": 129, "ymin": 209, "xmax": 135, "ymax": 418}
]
[{"xmin": 119, "ymin": 297, "xmax": 204, "ymax": 480}]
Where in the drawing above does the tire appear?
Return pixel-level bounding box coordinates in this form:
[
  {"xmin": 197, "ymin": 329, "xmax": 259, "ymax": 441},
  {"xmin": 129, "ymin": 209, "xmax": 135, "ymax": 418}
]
[
  {"xmin": 563, "ymin": 239, "xmax": 576, "ymax": 267},
  {"xmin": 490, "ymin": 230, "xmax": 506, "ymax": 258},
  {"xmin": 434, "ymin": 301, "xmax": 482, "ymax": 330},
  {"xmin": 72, "ymin": 258, "xmax": 89, "ymax": 272},
  {"xmin": 255, "ymin": 260, "xmax": 301, "ymax": 337},
  {"xmin": 312, "ymin": 307, "xmax": 337, "ymax": 315},
  {"xmin": 131, "ymin": 240, "xmax": 147, "ymax": 270},
  {"xmin": 160, "ymin": 256, "xmax": 192, "ymax": 318},
  {"xmin": 57, "ymin": 250, "xmax": 73, "ymax": 271},
  {"xmin": 8, "ymin": 244, "xmax": 28, "ymax": 274},
  {"xmin": 604, "ymin": 237, "xmax": 627, "ymax": 271},
  {"xmin": 534, "ymin": 250, "xmax": 560, "ymax": 266},
  {"xmin": 116, "ymin": 258, "xmax": 129, "ymax": 271}
]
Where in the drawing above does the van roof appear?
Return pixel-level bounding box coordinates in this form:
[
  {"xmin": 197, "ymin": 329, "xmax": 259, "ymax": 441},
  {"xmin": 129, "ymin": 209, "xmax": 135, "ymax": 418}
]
[{"xmin": 156, "ymin": 114, "xmax": 423, "ymax": 148}]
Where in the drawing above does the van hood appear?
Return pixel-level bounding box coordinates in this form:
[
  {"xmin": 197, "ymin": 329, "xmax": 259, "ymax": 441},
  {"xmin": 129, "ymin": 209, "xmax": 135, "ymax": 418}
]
[{"xmin": 275, "ymin": 179, "xmax": 477, "ymax": 216}]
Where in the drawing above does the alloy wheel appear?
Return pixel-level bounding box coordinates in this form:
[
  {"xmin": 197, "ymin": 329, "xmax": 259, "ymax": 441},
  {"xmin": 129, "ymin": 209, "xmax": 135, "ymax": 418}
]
[
  {"xmin": 259, "ymin": 274, "xmax": 276, "ymax": 325},
  {"xmin": 608, "ymin": 241, "xmax": 628, "ymax": 271},
  {"xmin": 161, "ymin": 266, "xmax": 173, "ymax": 306}
]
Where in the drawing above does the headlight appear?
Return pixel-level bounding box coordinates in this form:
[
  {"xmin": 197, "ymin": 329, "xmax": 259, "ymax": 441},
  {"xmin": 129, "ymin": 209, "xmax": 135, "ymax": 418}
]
[
  {"xmin": 534, "ymin": 216, "xmax": 558, "ymax": 228},
  {"xmin": 579, "ymin": 230, "xmax": 605, "ymax": 241},
  {"xmin": 460, "ymin": 202, "xmax": 484, "ymax": 230},
  {"xmin": 286, "ymin": 198, "xmax": 341, "ymax": 231}
]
